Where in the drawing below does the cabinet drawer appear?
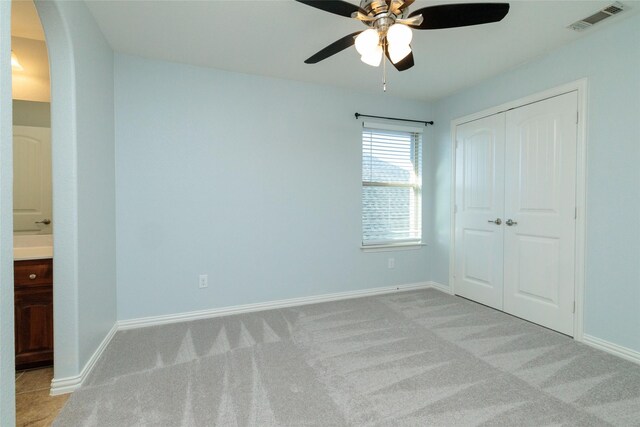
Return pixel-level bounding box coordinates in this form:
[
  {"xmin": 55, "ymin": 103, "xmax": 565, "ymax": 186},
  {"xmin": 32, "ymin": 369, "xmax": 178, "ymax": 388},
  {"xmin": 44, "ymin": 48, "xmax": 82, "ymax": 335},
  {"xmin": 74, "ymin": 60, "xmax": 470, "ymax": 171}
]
[{"xmin": 14, "ymin": 259, "xmax": 53, "ymax": 287}]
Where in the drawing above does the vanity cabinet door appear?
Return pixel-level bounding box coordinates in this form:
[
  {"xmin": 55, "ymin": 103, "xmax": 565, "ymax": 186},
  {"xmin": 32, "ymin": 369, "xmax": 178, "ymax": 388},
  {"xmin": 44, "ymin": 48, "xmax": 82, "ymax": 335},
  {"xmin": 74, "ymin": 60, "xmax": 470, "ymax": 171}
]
[{"xmin": 14, "ymin": 287, "xmax": 54, "ymax": 369}]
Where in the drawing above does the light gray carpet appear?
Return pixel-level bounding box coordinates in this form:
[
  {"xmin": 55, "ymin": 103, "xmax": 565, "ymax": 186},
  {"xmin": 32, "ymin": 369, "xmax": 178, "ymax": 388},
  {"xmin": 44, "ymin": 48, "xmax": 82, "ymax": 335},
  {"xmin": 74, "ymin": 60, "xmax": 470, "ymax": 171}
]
[{"xmin": 54, "ymin": 289, "xmax": 640, "ymax": 426}]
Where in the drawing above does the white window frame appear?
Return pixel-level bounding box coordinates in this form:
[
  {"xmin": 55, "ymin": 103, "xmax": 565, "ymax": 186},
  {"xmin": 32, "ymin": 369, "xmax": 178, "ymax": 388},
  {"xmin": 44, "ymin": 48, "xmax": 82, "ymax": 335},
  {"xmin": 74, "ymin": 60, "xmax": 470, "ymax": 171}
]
[{"xmin": 361, "ymin": 121, "xmax": 423, "ymax": 250}]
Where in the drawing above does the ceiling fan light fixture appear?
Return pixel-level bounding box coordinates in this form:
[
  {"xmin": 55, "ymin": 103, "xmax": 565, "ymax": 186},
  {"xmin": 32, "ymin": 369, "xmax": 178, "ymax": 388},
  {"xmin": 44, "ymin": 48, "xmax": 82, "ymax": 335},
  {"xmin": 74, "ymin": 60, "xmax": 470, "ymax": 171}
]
[
  {"xmin": 11, "ymin": 51, "xmax": 23, "ymax": 71},
  {"xmin": 388, "ymin": 43, "xmax": 412, "ymax": 64},
  {"xmin": 360, "ymin": 45, "xmax": 383, "ymax": 67},
  {"xmin": 355, "ymin": 28, "xmax": 380, "ymax": 56},
  {"xmin": 296, "ymin": 0, "xmax": 511, "ymax": 78},
  {"xmin": 386, "ymin": 24, "xmax": 413, "ymax": 46}
]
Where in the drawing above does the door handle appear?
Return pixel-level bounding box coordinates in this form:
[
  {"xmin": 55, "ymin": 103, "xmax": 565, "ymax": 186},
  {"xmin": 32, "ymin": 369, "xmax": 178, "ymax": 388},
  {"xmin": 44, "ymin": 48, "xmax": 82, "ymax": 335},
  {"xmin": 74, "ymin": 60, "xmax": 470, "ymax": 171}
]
[
  {"xmin": 506, "ymin": 219, "xmax": 518, "ymax": 226},
  {"xmin": 35, "ymin": 219, "xmax": 51, "ymax": 225},
  {"xmin": 488, "ymin": 218, "xmax": 502, "ymax": 225}
]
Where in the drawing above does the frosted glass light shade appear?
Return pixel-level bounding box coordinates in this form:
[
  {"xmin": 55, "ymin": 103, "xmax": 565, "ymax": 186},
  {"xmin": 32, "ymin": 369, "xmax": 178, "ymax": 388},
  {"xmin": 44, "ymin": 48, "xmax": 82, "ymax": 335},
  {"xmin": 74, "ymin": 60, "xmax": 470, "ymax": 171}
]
[
  {"xmin": 388, "ymin": 43, "xmax": 411, "ymax": 64},
  {"xmin": 387, "ymin": 24, "xmax": 413, "ymax": 46},
  {"xmin": 355, "ymin": 29, "xmax": 380, "ymax": 56},
  {"xmin": 360, "ymin": 45, "xmax": 383, "ymax": 67}
]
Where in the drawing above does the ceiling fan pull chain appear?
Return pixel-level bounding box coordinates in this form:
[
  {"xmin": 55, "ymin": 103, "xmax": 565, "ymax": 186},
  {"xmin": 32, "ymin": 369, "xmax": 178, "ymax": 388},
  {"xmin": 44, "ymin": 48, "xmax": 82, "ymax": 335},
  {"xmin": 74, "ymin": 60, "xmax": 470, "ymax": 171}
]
[{"xmin": 383, "ymin": 42, "xmax": 387, "ymax": 92}]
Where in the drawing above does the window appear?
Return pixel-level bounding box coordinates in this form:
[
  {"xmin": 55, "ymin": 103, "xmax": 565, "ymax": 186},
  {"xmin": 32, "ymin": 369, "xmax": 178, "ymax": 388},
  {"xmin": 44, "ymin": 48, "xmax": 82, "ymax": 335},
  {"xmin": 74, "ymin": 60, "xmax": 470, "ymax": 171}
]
[{"xmin": 362, "ymin": 123, "xmax": 422, "ymax": 246}]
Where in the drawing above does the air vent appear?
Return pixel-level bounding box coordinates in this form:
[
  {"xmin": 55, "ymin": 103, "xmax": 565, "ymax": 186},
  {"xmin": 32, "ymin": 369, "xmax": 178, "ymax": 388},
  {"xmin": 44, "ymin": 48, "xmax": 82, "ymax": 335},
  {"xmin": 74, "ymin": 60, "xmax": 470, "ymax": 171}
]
[
  {"xmin": 568, "ymin": 2, "xmax": 626, "ymax": 31},
  {"xmin": 603, "ymin": 4, "xmax": 624, "ymax": 14}
]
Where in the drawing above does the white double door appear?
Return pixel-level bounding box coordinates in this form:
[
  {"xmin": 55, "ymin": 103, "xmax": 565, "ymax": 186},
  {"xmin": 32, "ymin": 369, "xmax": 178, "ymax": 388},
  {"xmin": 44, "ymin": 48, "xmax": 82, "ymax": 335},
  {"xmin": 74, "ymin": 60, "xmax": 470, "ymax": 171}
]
[{"xmin": 454, "ymin": 92, "xmax": 578, "ymax": 336}]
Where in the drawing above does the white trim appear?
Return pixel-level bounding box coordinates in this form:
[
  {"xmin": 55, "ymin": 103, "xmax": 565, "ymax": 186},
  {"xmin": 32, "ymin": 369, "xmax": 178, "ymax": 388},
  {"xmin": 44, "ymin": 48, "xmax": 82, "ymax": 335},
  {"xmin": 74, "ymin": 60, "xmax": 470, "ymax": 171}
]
[
  {"xmin": 47, "ymin": 282, "xmax": 448, "ymax": 395},
  {"xmin": 50, "ymin": 322, "xmax": 118, "ymax": 396},
  {"xmin": 44, "ymin": 282, "xmax": 450, "ymax": 395},
  {"xmin": 428, "ymin": 281, "xmax": 453, "ymax": 295},
  {"xmin": 44, "ymin": 283, "xmax": 640, "ymax": 400},
  {"xmin": 452, "ymin": 80, "xmax": 588, "ymax": 126},
  {"xmin": 360, "ymin": 243, "xmax": 425, "ymax": 252},
  {"xmin": 448, "ymin": 117, "xmax": 457, "ymax": 304},
  {"xmin": 118, "ymin": 281, "xmax": 434, "ymax": 330},
  {"xmin": 573, "ymin": 79, "xmax": 588, "ymax": 342},
  {"xmin": 583, "ymin": 334, "xmax": 640, "ymax": 366},
  {"xmin": 362, "ymin": 121, "xmax": 424, "ymax": 134},
  {"xmin": 449, "ymin": 79, "xmax": 588, "ymax": 341}
]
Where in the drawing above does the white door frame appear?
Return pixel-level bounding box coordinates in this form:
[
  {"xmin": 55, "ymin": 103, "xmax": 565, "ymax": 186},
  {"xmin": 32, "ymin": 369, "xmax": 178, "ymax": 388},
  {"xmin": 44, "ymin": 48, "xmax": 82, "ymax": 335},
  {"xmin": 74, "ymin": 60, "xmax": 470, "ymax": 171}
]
[{"xmin": 449, "ymin": 79, "xmax": 588, "ymax": 341}]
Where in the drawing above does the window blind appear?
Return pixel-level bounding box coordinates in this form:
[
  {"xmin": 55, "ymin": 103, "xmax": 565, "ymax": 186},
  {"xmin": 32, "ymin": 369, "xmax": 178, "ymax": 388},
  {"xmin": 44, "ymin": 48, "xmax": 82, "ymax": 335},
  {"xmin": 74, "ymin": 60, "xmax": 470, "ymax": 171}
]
[{"xmin": 362, "ymin": 124, "xmax": 422, "ymax": 246}]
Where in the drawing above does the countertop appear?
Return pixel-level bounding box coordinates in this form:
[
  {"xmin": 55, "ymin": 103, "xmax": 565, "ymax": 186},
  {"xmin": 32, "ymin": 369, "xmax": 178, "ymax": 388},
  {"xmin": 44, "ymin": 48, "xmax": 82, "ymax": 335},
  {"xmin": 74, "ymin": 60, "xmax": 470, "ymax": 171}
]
[{"xmin": 14, "ymin": 234, "xmax": 53, "ymax": 261}]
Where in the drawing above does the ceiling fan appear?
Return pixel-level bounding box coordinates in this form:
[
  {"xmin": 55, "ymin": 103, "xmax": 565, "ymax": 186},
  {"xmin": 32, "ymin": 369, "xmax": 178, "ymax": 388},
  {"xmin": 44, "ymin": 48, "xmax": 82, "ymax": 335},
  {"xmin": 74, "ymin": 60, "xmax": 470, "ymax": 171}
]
[{"xmin": 295, "ymin": 0, "xmax": 510, "ymax": 72}]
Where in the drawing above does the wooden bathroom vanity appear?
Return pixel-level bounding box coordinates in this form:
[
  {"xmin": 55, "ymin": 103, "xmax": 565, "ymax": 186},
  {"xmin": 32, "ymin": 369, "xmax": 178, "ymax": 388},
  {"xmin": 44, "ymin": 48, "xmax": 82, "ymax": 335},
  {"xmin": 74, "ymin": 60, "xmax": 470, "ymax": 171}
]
[
  {"xmin": 13, "ymin": 234, "xmax": 54, "ymax": 370},
  {"xmin": 14, "ymin": 258, "xmax": 53, "ymax": 369}
]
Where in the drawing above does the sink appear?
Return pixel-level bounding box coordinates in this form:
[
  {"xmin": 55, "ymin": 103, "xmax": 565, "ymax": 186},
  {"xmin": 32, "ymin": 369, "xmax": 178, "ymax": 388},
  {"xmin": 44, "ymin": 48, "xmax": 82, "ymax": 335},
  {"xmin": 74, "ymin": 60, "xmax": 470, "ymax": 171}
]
[{"xmin": 14, "ymin": 234, "xmax": 53, "ymax": 260}]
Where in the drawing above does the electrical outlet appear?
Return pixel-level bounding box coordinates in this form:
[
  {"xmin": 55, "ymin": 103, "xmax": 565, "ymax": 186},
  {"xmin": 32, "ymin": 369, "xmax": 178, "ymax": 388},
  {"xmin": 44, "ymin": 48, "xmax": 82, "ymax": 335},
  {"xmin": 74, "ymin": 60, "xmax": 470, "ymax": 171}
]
[
  {"xmin": 199, "ymin": 274, "xmax": 208, "ymax": 288},
  {"xmin": 388, "ymin": 258, "xmax": 395, "ymax": 269}
]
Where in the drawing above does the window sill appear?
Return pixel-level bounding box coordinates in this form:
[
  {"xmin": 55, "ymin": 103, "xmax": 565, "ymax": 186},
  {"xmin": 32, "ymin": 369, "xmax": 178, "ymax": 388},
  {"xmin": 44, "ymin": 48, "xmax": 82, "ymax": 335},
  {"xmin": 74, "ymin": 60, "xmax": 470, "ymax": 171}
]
[{"xmin": 360, "ymin": 243, "xmax": 426, "ymax": 253}]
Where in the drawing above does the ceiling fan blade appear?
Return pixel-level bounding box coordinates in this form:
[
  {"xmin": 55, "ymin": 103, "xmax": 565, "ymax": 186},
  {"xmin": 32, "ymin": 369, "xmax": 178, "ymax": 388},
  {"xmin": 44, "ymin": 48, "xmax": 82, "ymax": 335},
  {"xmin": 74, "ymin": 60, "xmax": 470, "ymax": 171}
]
[
  {"xmin": 408, "ymin": 3, "xmax": 510, "ymax": 30},
  {"xmin": 295, "ymin": 0, "xmax": 362, "ymax": 18},
  {"xmin": 386, "ymin": 49, "xmax": 415, "ymax": 72},
  {"xmin": 304, "ymin": 32, "xmax": 363, "ymax": 64}
]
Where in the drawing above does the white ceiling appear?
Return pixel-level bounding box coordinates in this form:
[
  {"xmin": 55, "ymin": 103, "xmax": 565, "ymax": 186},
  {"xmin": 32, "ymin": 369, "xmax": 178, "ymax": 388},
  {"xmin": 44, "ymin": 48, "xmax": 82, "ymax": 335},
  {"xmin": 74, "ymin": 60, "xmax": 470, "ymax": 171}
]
[
  {"xmin": 11, "ymin": 0, "xmax": 50, "ymax": 102},
  {"xmin": 85, "ymin": 0, "xmax": 639, "ymax": 101},
  {"xmin": 11, "ymin": 0, "xmax": 45, "ymax": 41}
]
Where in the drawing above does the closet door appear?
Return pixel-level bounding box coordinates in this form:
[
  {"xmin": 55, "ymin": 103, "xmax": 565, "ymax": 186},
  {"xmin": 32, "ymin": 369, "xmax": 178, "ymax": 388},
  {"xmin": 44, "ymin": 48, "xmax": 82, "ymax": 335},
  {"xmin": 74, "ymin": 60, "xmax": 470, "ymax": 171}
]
[
  {"xmin": 454, "ymin": 113, "xmax": 505, "ymax": 310},
  {"xmin": 503, "ymin": 92, "xmax": 578, "ymax": 336}
]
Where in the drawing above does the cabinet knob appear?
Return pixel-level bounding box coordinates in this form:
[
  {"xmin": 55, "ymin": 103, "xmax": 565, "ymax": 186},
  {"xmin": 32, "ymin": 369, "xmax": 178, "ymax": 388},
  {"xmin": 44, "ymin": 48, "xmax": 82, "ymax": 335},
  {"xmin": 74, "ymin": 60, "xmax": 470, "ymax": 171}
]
[{"xmin": 29, "ymin": 274, "xmax": 37, "ymax": 280}]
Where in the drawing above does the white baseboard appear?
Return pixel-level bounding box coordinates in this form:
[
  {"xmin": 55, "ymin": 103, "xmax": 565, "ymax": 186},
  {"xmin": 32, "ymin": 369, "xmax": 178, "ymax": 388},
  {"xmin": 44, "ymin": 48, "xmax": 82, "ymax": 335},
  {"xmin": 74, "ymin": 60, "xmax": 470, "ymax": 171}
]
[
  {"xmin": 427, "ymin": 281, "xmax": 453, "ymax": 295},
  {"xmin": 45, "ymin": 284, "xmax": 640, "ymax": 398},
  {"xmin": 50, "ymin": 322, "xmax": 118, "ymax": 396},
  {"xmin": 118, "ymin": 281, "xmax": 435, "ymax": 330},
  {"xmin": 49, "ymin": 281, "xmax": 446, "ymax": 395},
  {"xmin": 582, "ymin": 334, "xmax": 640, "ymax": 366},
  {"xmin": 428, "ymin": 285, "xmax": 640, "ymax": 366}
]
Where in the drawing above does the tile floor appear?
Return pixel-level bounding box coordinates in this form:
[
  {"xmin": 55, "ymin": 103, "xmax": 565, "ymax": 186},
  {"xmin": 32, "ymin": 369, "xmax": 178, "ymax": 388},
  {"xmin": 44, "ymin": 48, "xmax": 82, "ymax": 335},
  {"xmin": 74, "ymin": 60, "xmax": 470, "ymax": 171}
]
[{"xmin": 16, "ymin": 368, "xmax": 69, "ymax": 427}]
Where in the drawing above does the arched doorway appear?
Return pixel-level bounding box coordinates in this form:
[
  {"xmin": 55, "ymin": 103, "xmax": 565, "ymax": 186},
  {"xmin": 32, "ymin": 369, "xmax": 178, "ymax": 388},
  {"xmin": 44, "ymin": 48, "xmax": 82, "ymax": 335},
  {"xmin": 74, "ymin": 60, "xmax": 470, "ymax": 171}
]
[{"xmin": 9, "ymin": 0, "xmax": 79, "ymax": 423}]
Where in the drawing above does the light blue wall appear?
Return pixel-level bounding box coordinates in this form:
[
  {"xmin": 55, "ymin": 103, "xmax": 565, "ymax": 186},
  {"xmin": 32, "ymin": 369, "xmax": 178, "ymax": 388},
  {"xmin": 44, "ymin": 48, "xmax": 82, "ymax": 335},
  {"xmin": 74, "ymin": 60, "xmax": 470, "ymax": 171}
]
[
  {"xmin": 69, "ymin": 2, "xmax": 117, "ymax": 371},
  {"xmin": 0, "ymin": 1, "xmax": 16, "ymax": 424},
  {"xmin": 114, "ymin": 54, "xmax": 432, "ymax": 320},
  {"xmin": 432, "ymin": 14, "xmax": 640, "ymax": 352},
  {"xmin": 36, "ymin": 0, "xmax": 117, "ymax": 378}
]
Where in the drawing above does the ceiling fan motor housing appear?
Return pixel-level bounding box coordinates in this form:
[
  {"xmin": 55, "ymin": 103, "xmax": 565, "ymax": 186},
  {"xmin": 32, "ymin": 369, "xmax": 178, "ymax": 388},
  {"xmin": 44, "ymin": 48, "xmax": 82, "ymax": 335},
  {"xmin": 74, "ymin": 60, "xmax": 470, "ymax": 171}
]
[
  {"xmin": 360, "ymin": 0, "xmax": 408, "ymax": 18},
  {"xmin": 359, "ymin": 0, "xmax": 408, "ymax": 38}
]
